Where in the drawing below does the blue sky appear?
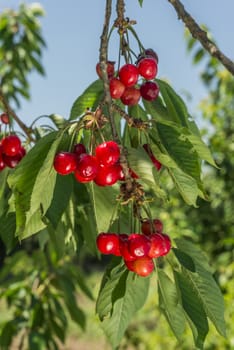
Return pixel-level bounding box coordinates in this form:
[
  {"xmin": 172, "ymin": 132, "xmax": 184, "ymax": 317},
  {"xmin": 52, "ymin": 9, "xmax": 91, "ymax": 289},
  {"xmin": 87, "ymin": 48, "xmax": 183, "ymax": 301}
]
[{"xmin": 0, "ymin": 0, "xmax": 234, "ymax": 127}]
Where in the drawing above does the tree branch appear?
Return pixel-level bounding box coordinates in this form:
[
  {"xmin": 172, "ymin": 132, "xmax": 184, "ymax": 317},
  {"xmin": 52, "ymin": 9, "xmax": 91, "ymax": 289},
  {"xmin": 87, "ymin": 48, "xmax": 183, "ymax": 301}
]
[
  {"xmin": 167, "ymin": 0, "xmax": 234, "ymax": 76},
  {"xmin": 0, "ymin": 88, "xmax": 35, "ymax": 142}
]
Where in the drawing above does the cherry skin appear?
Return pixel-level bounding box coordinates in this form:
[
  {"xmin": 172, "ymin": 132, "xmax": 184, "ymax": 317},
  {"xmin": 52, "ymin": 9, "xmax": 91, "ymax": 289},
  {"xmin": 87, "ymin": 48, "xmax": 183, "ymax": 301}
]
[
  {"xmin": 141, "ymin": 218, "xmax": 163, "ymax": 236},
  {"xmin": 137, "ymin": 58, "xmax": 158, "ymax": 80},
  {"xmin": 1, "ymin": 135, "xmax": 21, "ymax": 156},
  {"xmin": 0, "ymin": 113, "xmax": 10, "ymax": 124},
  {"xmin": 143, "ymin": 144, "xmax": 162, "ymax": 170},
  {"xmin": 119, "ymin": 235, "xmax": 136, "ymax": 262},
  {"xmin": 95, "ymin": 141, "xmax": 120, "ymax": 167},
  {"xmin": 119, "ymin": 64, "xmax": 139, "ymax": 87},
  {"xmin": 148, "ymin": 233, "xmax": 171, "ymax": 258},
  {"xmin": 145, "ymin": 48, "xmax": 159, "ymax": 63},
  {"xmin": 94, "ymin": 163, "xmax": 120, "ymax": 186},
  {"xmin": 96, "ymin": 61, "xmax": 115, "ymax": 80},
  {"xmin": 132, "ymin": 257, "xmax": 154, "ymax": 277},
  {"xmin": 109, "ymin": 78, "xmax": 125, "ymax": 99},
  {"xmin": 121, "ymin": 87, "xmax": 141, "ymax": 106},
  {"xmin": 0, "ymin": 146, "xmax": 6, "ymax": 171},
  {"xmin": 128, "ymin": 234, "xmax": 151, "ymax": 258},
  {"xmin": 96, "ymin": 233, "xmax": 120, "ymax": 255},
  {"xmin": 73, "ymin": 143, "xmax": 86, "ymax": 158},
  {"xmin": 2, "ymin": 147, "xmax": 26, "ymax": 168},
  {"xmin": 53, "ymin": 152, "xmax": 77, "ymax": 175},
  {"xmin": 75, "ymin": 154, "xmax": 98, "ymax": 181},
  {"xmin": 140, "ymin": 81, "xmax": 160, "ymax": 101}
]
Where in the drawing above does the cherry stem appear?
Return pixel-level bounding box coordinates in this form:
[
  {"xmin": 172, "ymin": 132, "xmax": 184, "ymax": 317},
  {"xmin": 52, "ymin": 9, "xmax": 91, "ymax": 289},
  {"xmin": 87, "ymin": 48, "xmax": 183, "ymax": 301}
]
[
  {"xmin": 167, "ymin": 0, "xmax": 234, "ymax": 76},
  {"xmin": 0, "ymin": 88, "xmax": 35, "ymax": 142},
  {"xmin": 128, "ymin": 26, "xmax": 145, "ymax": 53}
]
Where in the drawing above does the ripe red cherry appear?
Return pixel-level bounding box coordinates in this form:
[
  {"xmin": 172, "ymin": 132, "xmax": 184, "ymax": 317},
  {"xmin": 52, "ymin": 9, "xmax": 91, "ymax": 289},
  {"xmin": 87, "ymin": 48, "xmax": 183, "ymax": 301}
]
[
  {"xmin": 119, "ymin": 64, "xmax": 139, "ymax": 87},
  {"xmin": 1, "ymin": 135, "xmax": 21, "ymax": 156},
  {"xmin": 148, "ymin": 233, "xmax": 171, "ymax": 258},
  {"xmin": 2, "ymin": 147, "xmax": 26, "ymax": 168},
  {"xmin": 96, "ymin": 233, "xmax": 120, "ymax": 255},
  {"xmin": 143, "ymin": 143, "xmax": 161, "ymax": 170},
  {"xmin": 0, "ymin": 146, "xmax": 6, "ymax": 170},
  {"xmin": 0, "ymin": 113, "xmax": 10, "ymax": 124},
  {"xmin": 119, "ymin": 235, "xmax": 136, "ymax": 262},
  {"xmin": 109, "ymin": 78, "xmax": 125, "ymax": 99},
  {"xmin": 94, "ymin": 164, "xmax": 120, "ymax": 186},
  {"xmin": 53, "ymin": 152, "xmax": 77, "ymax": 175},
  {"xmin": 73, "ymin": 143, "xmax": 86, "ymax": 158},
  {"xmin": 96, "ymin": 61, "xmax": 115, "ymax": 80},
  {"xmin": 132, "ymin": 257, "xmax": 154, "ymax": 277},
  {"xmin": 75, "ymin": 154, "xmax": 98, "ymax": 182},
  {"xmin": 95, "ymin": 141, "xmax": 120, "ymax": 167},
  {"xmin": 137, "ymin": 58, "xmax": 158, "ymax": 80},
  {"xmin": 121, "ymin": 87, "xmax": 141, "ymax": 106},
  {"xmin": 141, "ymin": 218, "xmax": 163, "ymax": 236},
  {"xmin": 128, "ymin": 234, "xmax": 151, "ymax": 258},
  {"xmin": 140, "ymin": 81, "xmax": 160, "ymax": 101},
  {"xmin": 145, "ymin": 49, "xmax": 159, "ymax": 63}
]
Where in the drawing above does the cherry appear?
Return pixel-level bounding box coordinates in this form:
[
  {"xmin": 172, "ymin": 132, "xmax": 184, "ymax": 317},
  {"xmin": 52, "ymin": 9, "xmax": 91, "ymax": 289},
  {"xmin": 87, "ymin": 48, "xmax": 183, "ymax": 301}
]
[
  {"xmin": 119, "ymin": 235, "xmax": 136, "ymax": 262},
  {"xmin": 0, "ymin": 113, "xmax": 10, "ymax": 124},
  {"xmin": 128, "ymin": 234, "xmax": 151, "ymax": 258},
  {"xmin": 74, "ymin": 154, "xmax": 98, "ymax": 182},
  {"xmin": 53, "ymin": 152, "xmax": 77, "ymax": 175},
  {"xmin": 73, "ymin": 143, "xmax": 86, "ymax": 158},
  {"xmin": 95, "ymin": 141, "xmax": 120, "ymax": 167},
  {"xmin": 119, "ymin": 64, "xmax": 139, "ymax": 87},
  {"xmin": 1, "ymin": 135, "xmax": 21, "ymax": 156},
  {"xmin": 0, "ymin": 146, "xmax": 6, "ymax": 171},
  {"xmin": 96, "ymin": 233, "xmax": 120, "ymax": 255},
  {"xmin": 109, "ymin": 78, "xmax": 125, "ymax": 99},
  {"xmin": 132, "ymin": 257, "xmax": 154, "ymax": 277},
  {"xmin": 96, "ymin": 61, "xmax": 115, "ymax": 80},
  {"xmin": 140, "ymin": 81, "xmax": 160, "ymax": 101},
  {"xmin": 121, "ymin": 87, "xmax": 141, "ymax": 106},
  {"xmin": 148, "ymin": 233, "xmax": 171, "ymax": 258},
  {"xmin": 137, "ymin": 58, "xmax": 158, "ymax": 80},
  {"xmin": 124, "ymin": 260, "xmax": 135, "ymax": 272},
  {"xmin": 145, "ymin": 49, "xmax": 159, "ymax": 63},
  {"xmin": 2, "ymin": 147, "xmax": 26, "ymax": 168},
  {"xmin": 141, "ymin": 218, "xmax": 163, "ymax": 236},
  {"xmin": 143, "ymin": 143, "xmax": 161, "ymax": 170},
  {"xmin": 94, "ymin": 163, "xmax": 120, "ymax": 186}
]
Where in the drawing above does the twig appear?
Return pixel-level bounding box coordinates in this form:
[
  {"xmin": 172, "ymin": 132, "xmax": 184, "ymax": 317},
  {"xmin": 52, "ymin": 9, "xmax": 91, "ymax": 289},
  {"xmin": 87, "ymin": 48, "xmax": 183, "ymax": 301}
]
[
  {"xmin": 111, "ymin": 102, "xmax": 148, "ymax": 129},
  {"xmin": 167, "ymin": 0, "xmax": 234, "ymax": 76},
  {"xmin": 116, "ymin": 0, "xmax": 125, "ymax": 22},
  {"xmin": 0, "ymin": 88, "xmax": 35, "ymax": 142}
]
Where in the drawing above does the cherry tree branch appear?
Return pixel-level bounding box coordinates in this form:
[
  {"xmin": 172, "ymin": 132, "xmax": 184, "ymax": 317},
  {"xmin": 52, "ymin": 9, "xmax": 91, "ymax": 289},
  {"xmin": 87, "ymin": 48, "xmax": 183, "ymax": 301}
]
[
  {"xmin": 0, "ymin": 88, "xmax": 35, "ymax": 142},
  {"xmin": 167, "ymin": 0, "xmax": 234, "ymax": 76}
]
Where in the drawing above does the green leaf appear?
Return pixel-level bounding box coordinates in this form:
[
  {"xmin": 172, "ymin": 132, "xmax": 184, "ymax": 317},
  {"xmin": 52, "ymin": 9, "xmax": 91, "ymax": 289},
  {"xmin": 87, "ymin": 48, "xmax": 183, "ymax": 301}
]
[
  {"xmin": 0, "ymin": 212, "xmax": 17, "ymax": 252},
  {"xmin": 101, "ymin": 270, "xmax": 150, "ymax": 348},
  {"xmin": 142, "ymin": 96, "xmax": 168, "ymax": 121},
  {"xmin": 0, "ymin": 321, "xmax": 16, "ymax": 349},
  {"xmin": 69, "ymin": 79, "xmax": 104, "ymax": 120},
  {"xmin": 138, "ymin": 0, "xmax": 144, "ymax": 6},
  {"xmin": 157, "ymin": 79, "xmax": 189, "ymax": 127},
  {"xmin": 186, "ymin": 133, "xmax": 217, "ymax": 167},
  {"xmin": 156, "ymin": 122, "xmax": 201, "ymax": 182},
  {"xmin": 128, "ymin": 104, "xmax": 148, "ymax": 121},
  {"xmin": 174, "ymin": 270, "xmax": 209, "ymax": 349},
  {"xmin": 28, "ymin": 332, "xmax": 48, "ymax": 350},
  {"xmin": 157, "ymin": 269, "xmax": 186, "ymax": 339},
  {"xmin": 88, "ymin": 182, "xmax": 119, "ymax": 233}
]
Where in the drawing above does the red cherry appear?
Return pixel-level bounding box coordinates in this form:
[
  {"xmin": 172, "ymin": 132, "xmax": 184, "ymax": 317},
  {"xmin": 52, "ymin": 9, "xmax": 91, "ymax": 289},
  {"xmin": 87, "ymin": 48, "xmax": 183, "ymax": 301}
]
[
  {"xmin": 0, "ymin": 113, "xmax": 10, "ymax": 124},
  {"xmin": 2, "ymin": 147, "xmax": 26, "ymax": 168},
  {"xmin": 143, "ymin": 144, "xmax": 161, "ymax": 170},
  {"xmin": 138, "ymin": 58, "xmax": 158, "ymax": 80},
  {"xmin": 109, "ymin": 78, "xmax": 125, "ymax": 99},
  {"xmin": 94, "ymin": 163, "xmax": 120, "ymax": 186},
  {"xmin": 119, "ymin": 64, "xmax": 139, "ymax": 87},
  {"xmin": 0, "ymin": 146, "xmax": 6, "ymax": 171},
  {"xmin": 74, "ymin": 154, "xmax": 98, "ymax": 182},
  {"xmin": 119, "ymin": 235, "xmax": 136, "ymax": 262},
  {"xmin": 73, "ymin": 143, "xmax": 86, "ymax": 158},
  {"xmin": 124, "ymin": 260, "xmax": 135, "ymax": 272},
  {"xmin": 132, "ymin": 257, "xmax": 154, "ymax": 277},
  {"xmin": 141, "ymin": 218, "xmax": 163, "ymax": 236},
  {"xmin": 148, "ymin": 233, "xmax": 171, "ymax": 258},
  {"xmin": 145, "ymin": 49, "xmax": 159, "ymax": 63},
  {"xmin": 128, "ymin": 234, "xmax": 151, "ymax": 258},
  {"xmin": 95, "ymin": 141, "xmax": 120, "ymax": 167},
  {"xmin": 53, "ymin": 152, "xmax": 77, "ymax": 175},
  {"xmin": 96, "ymin": 233, "xmax": 120, "ymax": 255},
  {"xmin": 121, "ymin": 87, "xmax": 141, "ymax": 106},
  {"xmin": 1, "ymin": 135, "xmax": 21, "ymax": 156},
  {"xmin": 140, "ymin": 81, "xmax": 160, "ymax": 102},
  {"xmin": 96, "ymin": 61, "xmax": 115, "ymax": 80}
]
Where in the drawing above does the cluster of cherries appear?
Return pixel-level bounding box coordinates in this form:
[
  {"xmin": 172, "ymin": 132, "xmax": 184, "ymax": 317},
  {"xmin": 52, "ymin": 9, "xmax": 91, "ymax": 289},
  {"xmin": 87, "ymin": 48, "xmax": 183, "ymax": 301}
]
[
  {"xmin": 96, "ymin": 218, "xmax": 171, "ymax": 277},
  {"xmin": 53, "ymin": 141, "xmax": 124, "ymax": 186},
  {"xmin": 0, "ymin": 135, "xmax": 26, "ymax": 171},
  {"xmin": 96, "ymin": 49, "xmax": 159, "ymax": 106}
]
